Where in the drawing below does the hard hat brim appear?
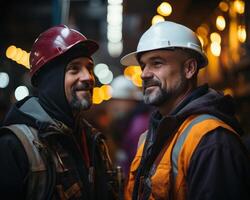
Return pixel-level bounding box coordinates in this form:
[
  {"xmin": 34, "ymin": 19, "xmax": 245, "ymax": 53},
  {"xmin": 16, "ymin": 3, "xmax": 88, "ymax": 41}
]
[
  {"xmin": 120, "ymin": 49, "xmax": 208, "ymax": 68},
  {"xmin": 80, "ymin": 39, "xmax": 99, "ymax": 55},
  {"xmin": 120, "ymin": 51, "xmax": 139, "ymax": 66}
]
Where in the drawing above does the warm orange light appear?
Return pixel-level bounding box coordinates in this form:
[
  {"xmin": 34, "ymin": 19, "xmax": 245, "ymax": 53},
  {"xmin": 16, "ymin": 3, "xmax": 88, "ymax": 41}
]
[
  {"xmin": 131, "ymin": 73, "xmax": 143, "ymax": 87},
  {"xmin": 92, "ymin": 87, "xmax": 104, "ymax": 104},
  {"xmin": 210, "ymin": 32, "xmax": 221, "ymax": 44},
  {"xmin": 6, "ymin": 45, "xmax": 17, "ymax": 59},
  {"xmin": 124, "ymin": 66, "xmax": 134, "ymax": 79},
  {"xmin": 25, "ymin": 53, "xmax": 30, "ymax": 68},
  {"xmin": 196, "ymin": 24, "xmax": 209, "ymax": 39},
  {"xmin": 197, "ymin": 35, "xmax": 204, "ymax": 47},
  {"xmin": 223, "ymin": 88, "xmax": 234, "ymax": 96},
  {"xmin": 101, "ymin": 85, "xmax": 112, "ymax": 100},
  {"xmin": 216, "ymin": 15, "xmax": 226, "ymax": 31},
  {"xmin": 16, "ymin": 51, "xmax": 27, "ymax": 64},
  {"xmin": 6, "ymin": 45, "xmax": 30, "ymax": 69},
  {"xmin": 219, "ymin": 1, "xmax": 229, "ymax": 12},
  {"xmin": 14, "ymin": 48, "xmax": 24, "ymax": 61},
  {"xmin": 157, "ymin": 2, "xmax": 172, "ymax": 17},
  {"xmin": 152, "ymin": 15, "xmax": 165, "ymax": 25},
  {"xmin": 210, "ymin": 42, "xmax": 221, "ymax": 57},
  {"xmin": 233, "ymin": 0, "xmax": 245, "ymax": 14},
  {"xmin": 237, "ymin": 25, "xmax": 246, "ymax": 43},
  {"xmin": 124, "ymin": 66, "xmax": 142, "ymax": 79}
]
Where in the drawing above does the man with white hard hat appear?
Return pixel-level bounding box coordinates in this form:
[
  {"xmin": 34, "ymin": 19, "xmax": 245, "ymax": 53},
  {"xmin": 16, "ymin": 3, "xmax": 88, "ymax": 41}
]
[{"xmin": 121, "ymin": 21, "xmax": 250, "ymax": 200}]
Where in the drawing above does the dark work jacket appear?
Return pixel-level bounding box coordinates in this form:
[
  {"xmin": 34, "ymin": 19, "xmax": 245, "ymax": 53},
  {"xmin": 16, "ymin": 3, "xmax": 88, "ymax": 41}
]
[
  {"xmin": 0, "ymin": 97, "xmax": 115, "ymax": 200},
  {"xmin": 133, "ymin": 84, "xmax": 250, "ymax": 200}
]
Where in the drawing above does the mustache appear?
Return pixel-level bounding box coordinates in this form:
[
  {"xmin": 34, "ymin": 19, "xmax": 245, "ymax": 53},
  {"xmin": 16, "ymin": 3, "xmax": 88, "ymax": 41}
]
[
  {"xmin": 73, "ymin": 81, "xmax": 94, "ymax": 91},
  {"xmin": 143, "ymin": 79, "xmax": 161, "ymax": 90}
]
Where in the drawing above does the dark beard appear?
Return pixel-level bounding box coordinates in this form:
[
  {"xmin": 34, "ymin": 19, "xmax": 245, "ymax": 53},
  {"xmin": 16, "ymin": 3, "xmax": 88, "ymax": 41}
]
[
  {"xmin": 143, "ymin": 78, "xmax": 168, "ymax": 106},
  {"xmin": 69, "ymin": 82, "xmax": 93, "ymax": 114},
  {"xmin": 70, "ymin": 91, "xmax": 92, "ymax": 112},
  {"xmin": 143, "ymin": 75, "xmax": 186, "ymax": 106}
]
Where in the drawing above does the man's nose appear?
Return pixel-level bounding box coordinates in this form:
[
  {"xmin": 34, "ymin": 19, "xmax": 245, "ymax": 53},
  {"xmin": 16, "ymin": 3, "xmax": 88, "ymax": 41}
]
[{"xmin": 141, "ymin": 65, "xmax": 153, "ymax": 80}]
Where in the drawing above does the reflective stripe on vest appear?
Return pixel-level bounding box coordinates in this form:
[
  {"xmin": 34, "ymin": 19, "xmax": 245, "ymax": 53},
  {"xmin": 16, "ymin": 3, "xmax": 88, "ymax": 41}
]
[
  {"xmin": 172, "ymin": 114, "xmax": 220, "ymax": 179},
  {"xmin": 125, "ymin": 114, "xmax": 238, "ymax": 200}
]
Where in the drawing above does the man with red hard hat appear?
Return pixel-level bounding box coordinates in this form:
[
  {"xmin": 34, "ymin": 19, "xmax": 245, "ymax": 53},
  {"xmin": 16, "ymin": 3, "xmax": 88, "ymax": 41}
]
[{"xmin": 0, "ymin": 25, "xmax": 118, "ymax": 200}]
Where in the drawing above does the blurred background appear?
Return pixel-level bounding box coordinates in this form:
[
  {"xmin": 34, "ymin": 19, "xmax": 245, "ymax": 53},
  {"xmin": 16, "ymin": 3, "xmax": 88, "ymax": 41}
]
[{"xmin": 0, "ymin": 0, "xmax": 250, "ymax": 173}]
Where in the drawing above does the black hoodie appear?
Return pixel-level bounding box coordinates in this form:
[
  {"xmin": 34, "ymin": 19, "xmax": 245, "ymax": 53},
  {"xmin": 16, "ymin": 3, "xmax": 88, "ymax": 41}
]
[{"xmin": 132, "ymin": 84, "xmax": 250, "ymax": 200}]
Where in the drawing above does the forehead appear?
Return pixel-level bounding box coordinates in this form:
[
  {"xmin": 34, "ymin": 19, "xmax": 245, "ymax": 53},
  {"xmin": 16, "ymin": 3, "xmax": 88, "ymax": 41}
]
[
  {"xmin": 67, "ymin": 57, "xmax": 93, "ymax": 66},
  {"xmin": 139, "ymin": 49, "xmax": 185, "ymax": 63}
]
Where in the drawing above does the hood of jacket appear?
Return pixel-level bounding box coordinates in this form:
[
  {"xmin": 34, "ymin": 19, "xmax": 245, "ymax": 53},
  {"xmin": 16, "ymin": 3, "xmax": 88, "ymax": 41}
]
[
  {"xmin": 3, "ymin": 96, "xmax": 58, "ymax": 130},
  {"xmin": 3, "ymin": 96, "xmax": 99, "ymax": 138},
  {"xmin": 177, "ymin": 86, "xmax": 242, "ymax": 133}
]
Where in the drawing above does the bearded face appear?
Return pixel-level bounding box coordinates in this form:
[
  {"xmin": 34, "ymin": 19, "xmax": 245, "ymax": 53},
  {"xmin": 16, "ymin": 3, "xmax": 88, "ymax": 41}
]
[
  {"xmin": 140, "ymin": 50, "xmax": 189, "ymax": 107},
  {"xmin": 142, "ymin": 74, "xmax": 186, "ymax": 106},
  {"xmin": 69, "ymin": 81, "xmax": 93, "ymax": 111},
  {"xmin": 64, "ymin": 57, "xmax": 95, "ymax": 114}
]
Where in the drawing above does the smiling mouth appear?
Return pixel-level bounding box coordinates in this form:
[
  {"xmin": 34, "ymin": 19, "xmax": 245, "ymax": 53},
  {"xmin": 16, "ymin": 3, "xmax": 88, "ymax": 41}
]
[
  {"xmin": 76, "ymin": 89, "xmax": 92, "ymax": 94},
  {"xmin": 74, "ymin": 88, "xmax": 92, "ymax": 96},
  {"xmin": 144, "ymin": 85, "xmax": 159, "ymax": 94},
  {"xmin": 145, "ymin": 85, "xmax": 158, "ymax": 90}
]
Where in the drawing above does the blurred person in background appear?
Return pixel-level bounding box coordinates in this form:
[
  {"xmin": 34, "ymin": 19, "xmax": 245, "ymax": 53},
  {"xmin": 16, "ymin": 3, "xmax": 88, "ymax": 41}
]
[
  {"xmin": 0, "ymin": 25, "xmax": 118, "ymax": 200},
  {"xmin": 120, "ymin": 21, "xmax": 250, "ymax": 200},
  {"xmin": 106, "ymin": 75, "xmax": 151, "ymax": 176}
]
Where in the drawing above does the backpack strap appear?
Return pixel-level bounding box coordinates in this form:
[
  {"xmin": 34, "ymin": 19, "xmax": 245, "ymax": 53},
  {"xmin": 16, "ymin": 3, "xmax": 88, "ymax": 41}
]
[
  {"xmin": 5, "ymin": 124, "xmax": 46, "ymax": 171},
  {"xmin": 1, "ymin": 124, "xmax": 55, "ymax": 200}
]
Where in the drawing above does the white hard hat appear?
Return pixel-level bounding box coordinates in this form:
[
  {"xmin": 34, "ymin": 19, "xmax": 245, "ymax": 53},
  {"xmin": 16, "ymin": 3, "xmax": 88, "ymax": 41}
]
[
  {"xmin": 111, "ymin": 75, "xmax": 143, "ymax": 101},
  {"xmin": 120, "ymin": 21, "xmax": 208, "ymax": 68}
]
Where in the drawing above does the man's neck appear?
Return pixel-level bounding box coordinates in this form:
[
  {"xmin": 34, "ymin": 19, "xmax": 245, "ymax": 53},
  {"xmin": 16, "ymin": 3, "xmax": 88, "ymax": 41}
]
[{"xmin": 158, "ymin": 85, "xmax": 195, "ymax": 116}]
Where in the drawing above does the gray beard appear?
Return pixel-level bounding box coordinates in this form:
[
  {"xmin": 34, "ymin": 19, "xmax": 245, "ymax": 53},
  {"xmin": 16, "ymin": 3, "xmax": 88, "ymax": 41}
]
[
  {"xmin": 143, "ymin": 77, "xmax": 187, "ymax": 106},
  {"xmin": 143, "ymin": 88, "xmax": 170, "ymax": 106},
  {"xmin": 69, "ymin": 91, "xmax": 92, "ymax": 113}
]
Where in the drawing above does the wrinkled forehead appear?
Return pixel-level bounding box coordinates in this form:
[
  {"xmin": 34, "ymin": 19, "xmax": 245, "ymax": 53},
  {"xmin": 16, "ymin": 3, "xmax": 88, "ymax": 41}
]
[{"xmin": 138, "ymin": 48, "xmax": 190, "ymax": 63}]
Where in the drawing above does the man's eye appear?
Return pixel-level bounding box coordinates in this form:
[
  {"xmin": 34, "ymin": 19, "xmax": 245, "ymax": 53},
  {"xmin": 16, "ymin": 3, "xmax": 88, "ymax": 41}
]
[
  {"xmin": 68, "ymin": 65, "xmax": 78, "ymax": 71},
  {"xmin": 153, "ymin": 61, "xmax": 162, "ymax": 66},
  {"xmin": 67, "ymin": 67, "xmax": 78, "ymax": 74}
]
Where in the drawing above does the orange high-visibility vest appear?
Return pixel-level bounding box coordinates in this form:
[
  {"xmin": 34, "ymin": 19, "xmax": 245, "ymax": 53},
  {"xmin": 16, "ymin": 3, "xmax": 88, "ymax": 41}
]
[{"xmin": 125, "ymin": 114, "xmax": 238, "ymax": 200}]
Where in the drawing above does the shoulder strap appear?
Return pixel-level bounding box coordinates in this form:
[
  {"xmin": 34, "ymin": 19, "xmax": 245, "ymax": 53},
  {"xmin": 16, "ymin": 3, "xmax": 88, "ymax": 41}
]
[
  {"xmin": 3, "ymin": 124, "xmax": 46, "ymax": 171},
  {"xmin": 1, "ymin": 124, "xmax": 55, "ymax": 200},
  {"xmin": 171, "ymin": 114, "xmax": 237, "ymax": 179}
]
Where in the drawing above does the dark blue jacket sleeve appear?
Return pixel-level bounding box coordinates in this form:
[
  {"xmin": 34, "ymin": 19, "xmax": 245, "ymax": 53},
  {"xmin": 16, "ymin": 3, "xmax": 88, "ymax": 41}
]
[
  {"xmin": 187, "ymin": 127, "xmax": 250, "ymax": 200},
  {"xmin": 0, "ymin": 130, "xmax": 29, "ymax": 200}
]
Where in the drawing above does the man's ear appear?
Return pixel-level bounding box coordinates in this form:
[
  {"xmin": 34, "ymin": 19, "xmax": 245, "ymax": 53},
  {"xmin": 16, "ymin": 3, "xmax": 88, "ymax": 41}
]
[{"xmin": 184, "ymin": 58, "xmax": 198, "ymax": 79}]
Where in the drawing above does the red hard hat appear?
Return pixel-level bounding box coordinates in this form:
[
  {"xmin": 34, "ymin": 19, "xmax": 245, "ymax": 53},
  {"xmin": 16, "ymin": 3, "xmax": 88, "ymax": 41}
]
[{"xmin": 29, "ymin": 24, "xmax": 99, "ymax": 82}]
